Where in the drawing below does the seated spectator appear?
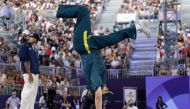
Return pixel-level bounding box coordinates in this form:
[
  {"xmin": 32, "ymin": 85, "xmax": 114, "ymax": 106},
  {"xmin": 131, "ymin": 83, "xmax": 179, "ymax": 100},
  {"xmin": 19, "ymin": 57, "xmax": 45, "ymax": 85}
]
[
  {"xmin": 6, "ymin": 89, "xmax": 20, "ymax": 109},
  {"xmin": 186, "ymin": 64, "xmax": 190, "ymax": 76},
  {"xmin": 14, "ymin": 70, "xmax": 24, "ymax": 86},
  {"xmin": 159, "ymin": 64, "xmax": 168, "ymax": 76},
  {"xmin": 171, "ymin": 63, "xmax": 178, "ymax": 76},
  {"xmin": 70, "ymin": 91, "xmax": 80, "ymax": 109},
  {"xmin": 4, "ymin": 73, "xmax": 15, "ymax": 85},
  {"xmin": 60, "ymin": 91, "xmax": 73, "ymax": 109},
  {"xmin": 0, "ymin": 37, "xmax": 4, "ymax": 46},
  {"xmin": 60, "ymin": 75, "xmax": 70, "ymax": 88},
  {"xmin": 154, "ymin": 62, "xmax": 160, "ymax": 76},
  {"xmin": 0, "ymin": 68, "xmax": 6, "ymax": 86}
]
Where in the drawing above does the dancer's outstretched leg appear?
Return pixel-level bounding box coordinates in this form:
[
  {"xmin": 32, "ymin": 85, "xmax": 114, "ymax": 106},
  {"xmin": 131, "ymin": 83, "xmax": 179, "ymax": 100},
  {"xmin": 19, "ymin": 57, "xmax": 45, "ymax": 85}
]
[
  {"xmin": 88, "ymin": 23, "xmax": 137, "ymax": 50},
  {"xmin": 88, "ymin": 21, "xmax": 151, "ymax": 50}
]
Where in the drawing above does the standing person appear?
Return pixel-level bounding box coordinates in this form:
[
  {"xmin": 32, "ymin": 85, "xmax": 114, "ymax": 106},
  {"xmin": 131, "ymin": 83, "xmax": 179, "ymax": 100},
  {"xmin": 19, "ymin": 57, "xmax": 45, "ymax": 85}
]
[
  {"xmin": 39, "ymin": 91, "xmax": 48, "ymax": 109},
  {"xmin": 6, "ymin": 89, "xmax": 20, "ymax": 109},
  {"xmin": 156, "ymin": 96, "xmax": 168, "ymax": 109},
  {"xmin": 18, "ymin": 33, "xmax": 41, "ymax": 109},
  {"xmin": 122, "ymin": 99, "xmax": 138, "ymax": 109},
  {"xmin": 41, "ymin": 3, "xmax": 150, "ymax": 109}
]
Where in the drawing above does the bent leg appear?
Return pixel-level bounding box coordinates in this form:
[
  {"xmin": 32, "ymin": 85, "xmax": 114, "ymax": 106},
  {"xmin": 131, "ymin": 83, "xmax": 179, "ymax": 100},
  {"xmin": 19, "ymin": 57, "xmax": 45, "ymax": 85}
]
[
  {"xmin": 88, "ymin": 25, "xmax": 136, "ymax": 50},
  {"xmin": 57, "ymin": 5, "xmax": 84, "ymax": 18},
  {"xmin": 56, "ymin": 5, "xmax": 92, "ymax": 54}
]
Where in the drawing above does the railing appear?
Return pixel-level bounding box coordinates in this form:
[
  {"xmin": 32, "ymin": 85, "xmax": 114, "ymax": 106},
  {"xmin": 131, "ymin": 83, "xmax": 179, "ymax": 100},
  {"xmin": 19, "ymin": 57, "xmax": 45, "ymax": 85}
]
[
  {"xmin": 0, "ymin": 84, "xmax": 86, "ymax": 96},
  {"xmin": 0, "ymin": 63, "xmax": 153, "ymax": 76},
  {"xmin": 1, "ymin": 62, "xmax": 189, "ymax": 80}
]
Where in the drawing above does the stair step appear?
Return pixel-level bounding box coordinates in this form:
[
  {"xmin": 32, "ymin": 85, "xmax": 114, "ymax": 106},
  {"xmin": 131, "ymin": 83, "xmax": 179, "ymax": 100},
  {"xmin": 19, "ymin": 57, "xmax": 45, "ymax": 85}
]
[
  {"xmin": 131, "ymin": 57, "xmax": 155, "ymax": 60},
  {"xmin": 129, "ymin": 64, "xmax": 153, "ymax": 67},
  {"xmin": 135, "ymin": 39, "xmax": 156, "ymax": 43},
  {"xmin": 96, "ymin": 0, "xmax": 124, "ymax": 28},
  {"xmin": 128, "ymin": 70, "xmax": 153, "ymax": 75},
  {"xmin": 129, "ymin": 67, "xmax": 154, "ymax": 70},
  {"xmin": 135, "ymin": 48, "xmax": 156, "ymax": 52},
  {"xmin": 130, "ymin": 62, "xmax": 154, "ymax": 66}
]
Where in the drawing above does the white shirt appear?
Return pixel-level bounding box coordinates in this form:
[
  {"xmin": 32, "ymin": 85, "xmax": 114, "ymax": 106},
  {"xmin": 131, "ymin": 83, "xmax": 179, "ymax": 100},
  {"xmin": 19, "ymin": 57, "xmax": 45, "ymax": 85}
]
[
  {"xmin": 186, "ymin": 68, "xmax": 190, "ymax": 76},
  {"xmin": 39, "ymin": 96, "xmax": 47, "ymax": 109},
  {"xmin": 126, "ymin": 106, "xmax": 138, "ymax": 109},
  {"xmin": 171, "ymin": 68, "xmax": 178, "ymax": 76},
  {"xmin": 0, "ymin": 74, "xmax": 6, "ymax": 84},
  {"xmin": 6, "ymin": 96, "xmax": 20, "ymax": 109}
]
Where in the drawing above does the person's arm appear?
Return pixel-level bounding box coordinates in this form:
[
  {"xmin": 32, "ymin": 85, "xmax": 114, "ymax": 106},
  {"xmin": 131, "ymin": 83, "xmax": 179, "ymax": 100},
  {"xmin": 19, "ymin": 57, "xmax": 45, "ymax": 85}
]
[
  {"xmin": 39, "ymin": 96, "xmax": 45, "ymax": 107},
  {"xmin": 61, "ymin": 103, "xmax": 72, "ymax": 107},
  {"xmin": 18, "ymin": 44, "xmax": 33, "ymax": 83},
  {"xmin": 61, "ymin": 100, "xmax": 72, "ymax": 108},
  {"xmin": 23, "ymin": 61, "xmax": 33, "ymax": 83},
  {"xmin": 163, "ymin": 102, "xmax": 168, "ymax": 108},
  {"xmin": 17, "ymin": 98, "xmax": 21, "ymax": 108},
  {"xmin": 156, "ymin": 103, "xmax": 159, "ymax": 109},
  {"xmin": 6, "ymin": 98, "xmax": 10, "ymax": 108}
]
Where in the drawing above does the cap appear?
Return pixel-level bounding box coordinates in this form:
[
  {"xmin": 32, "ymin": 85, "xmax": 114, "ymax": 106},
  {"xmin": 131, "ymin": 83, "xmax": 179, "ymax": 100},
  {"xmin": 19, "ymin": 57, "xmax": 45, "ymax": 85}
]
[{"xmin": 30, "ymin": 33, "xmax": 41, "ymax": 41}]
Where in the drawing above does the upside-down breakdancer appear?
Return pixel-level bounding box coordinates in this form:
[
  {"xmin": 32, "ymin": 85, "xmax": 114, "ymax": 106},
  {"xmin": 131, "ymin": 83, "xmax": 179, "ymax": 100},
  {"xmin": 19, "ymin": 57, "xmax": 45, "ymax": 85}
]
[{"xmin": 42, "ymin": 4, "xmax": 150, "ymax": 109}]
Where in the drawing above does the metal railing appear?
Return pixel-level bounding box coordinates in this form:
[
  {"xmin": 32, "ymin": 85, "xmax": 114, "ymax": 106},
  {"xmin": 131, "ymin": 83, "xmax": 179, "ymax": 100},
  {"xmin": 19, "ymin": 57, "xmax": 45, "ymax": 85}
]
[
  {"xmin": 1, "ymin": 62, "xmax": 189, "ymax": 80},
  {"xmin": 0, "ymin": 84, "xmax": 86, "ymax": 96}
]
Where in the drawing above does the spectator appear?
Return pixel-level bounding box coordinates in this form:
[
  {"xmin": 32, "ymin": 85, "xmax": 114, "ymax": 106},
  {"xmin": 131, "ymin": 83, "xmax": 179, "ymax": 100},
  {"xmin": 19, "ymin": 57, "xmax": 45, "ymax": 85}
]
[
  {"xmin": 159, "ymin": 64, "xmax": 168, "ymax": 76},
  {"xmin": 156, "ymin": 96, "xmax": 168, "ymax": 109},
  {"xmin": 60, "ymin": 91, "xmax": 73, "ymax": 109},
  {"xmin": 4, "ymin": 73, "xmax": 15, "ymax": 85},
  {"xmin": 0, "ymin": 37, "xmax": 4, "ymax": 46},
  {"xmin": 14, "ymin": 70, "xmax": 24, "ymax": 86},
  {"xmin": 70, "ymin": 91, "xmax": 80, "ymax": 109},
  {"xmin": 60, "ymin": 75, "xmax": 70, "ymax": 88},
  {"xmin": 6, "ymin": 89, "xmax": 20, "ymax": 109},
  {"xmin": 171, "ymin": 63, "xmax": 178, "ymax": 76},
  {"xmin": 122, "ymin": 99, "xmax": 138, "ymax": 109},
  {"xmin": 81, "ymin": 90, "xmax": 95, "ymax": 109},
  {"xmin": 39, "ymin": 91, "xmax": 48, "ymax": 109},
  {"xmin": 0, "ymin": 68, "xmax": 6, "ymax": 86},
  {"xmin": 186, "ymin": 64, "xmax": 190, "ymax": 76}
]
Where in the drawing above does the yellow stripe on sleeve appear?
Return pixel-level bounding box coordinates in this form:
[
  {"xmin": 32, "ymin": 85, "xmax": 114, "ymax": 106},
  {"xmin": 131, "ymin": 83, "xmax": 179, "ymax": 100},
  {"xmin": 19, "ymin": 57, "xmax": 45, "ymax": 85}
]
[{"xmin": 83, "ymin": 30, "xmax": 91, "ymax": 54}]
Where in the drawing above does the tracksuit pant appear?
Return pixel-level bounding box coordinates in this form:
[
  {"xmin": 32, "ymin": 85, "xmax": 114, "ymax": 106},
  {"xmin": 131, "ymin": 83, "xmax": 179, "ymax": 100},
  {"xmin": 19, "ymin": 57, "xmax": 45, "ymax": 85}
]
[
  {"xmin": 56, "ymin": 5, "xmax": 136, "ymax": 91},
  {"xmin": 20, "ymin": 74, "xmax": 39, "ymax": 109}
]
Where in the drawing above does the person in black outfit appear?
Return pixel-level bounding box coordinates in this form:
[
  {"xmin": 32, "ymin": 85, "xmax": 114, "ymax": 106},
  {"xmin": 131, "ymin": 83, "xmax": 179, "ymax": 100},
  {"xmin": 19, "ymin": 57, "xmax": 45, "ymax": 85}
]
[
  {"xmin": 81, "ymin": 91, "xmax": 95, "ymax": 109},
  {"xmin": 156, "ymin": 96, "xmax": 168, "ymax": 109}
]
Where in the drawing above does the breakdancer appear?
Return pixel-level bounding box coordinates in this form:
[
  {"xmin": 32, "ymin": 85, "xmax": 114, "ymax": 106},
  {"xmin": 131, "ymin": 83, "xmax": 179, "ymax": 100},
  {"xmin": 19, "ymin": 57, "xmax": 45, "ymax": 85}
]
[{"xmin": 41, "ymin": 3, "xmax": 150, "ymax": 109}]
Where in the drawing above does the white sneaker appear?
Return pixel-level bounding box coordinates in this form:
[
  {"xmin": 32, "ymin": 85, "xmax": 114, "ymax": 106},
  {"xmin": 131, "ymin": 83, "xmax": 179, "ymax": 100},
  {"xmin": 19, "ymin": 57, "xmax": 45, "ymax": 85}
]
[{"xmin": 137, "ymin": 21, "xmax": 151, "ymax": 38}]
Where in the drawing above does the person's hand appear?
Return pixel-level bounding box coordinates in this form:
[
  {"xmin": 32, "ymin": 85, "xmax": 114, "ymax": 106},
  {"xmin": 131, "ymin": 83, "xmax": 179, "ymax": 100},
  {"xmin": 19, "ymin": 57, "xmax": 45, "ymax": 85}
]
[{"xmin": 28, "ymin": 73, "xmax": 34, "ymax": 83}]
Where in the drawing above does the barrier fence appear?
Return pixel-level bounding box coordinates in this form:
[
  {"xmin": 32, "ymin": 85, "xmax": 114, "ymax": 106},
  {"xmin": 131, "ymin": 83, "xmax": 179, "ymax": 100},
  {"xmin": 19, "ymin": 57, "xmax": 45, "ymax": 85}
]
[
  {"xmin": 1, "ymin": 63, "xmax": 189, "ymax": 80},
  {"xmin": 0, "ymin": 84, "xmax": 86, "ymax": 96}
]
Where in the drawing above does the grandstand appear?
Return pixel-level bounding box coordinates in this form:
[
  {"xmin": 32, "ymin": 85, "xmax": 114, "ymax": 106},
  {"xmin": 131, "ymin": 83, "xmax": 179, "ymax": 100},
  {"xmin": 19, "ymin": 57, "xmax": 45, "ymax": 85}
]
[{"xmin": 0, "ymin": 0, "xmax": 190, "ymax": 109}]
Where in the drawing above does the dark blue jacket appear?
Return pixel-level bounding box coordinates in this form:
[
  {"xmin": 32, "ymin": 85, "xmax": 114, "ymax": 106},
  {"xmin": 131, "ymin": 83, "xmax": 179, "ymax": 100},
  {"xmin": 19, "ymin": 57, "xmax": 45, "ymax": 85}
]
[{"xmin": 18, "ymin": 43, "xmax": 40, "ymax": 74}]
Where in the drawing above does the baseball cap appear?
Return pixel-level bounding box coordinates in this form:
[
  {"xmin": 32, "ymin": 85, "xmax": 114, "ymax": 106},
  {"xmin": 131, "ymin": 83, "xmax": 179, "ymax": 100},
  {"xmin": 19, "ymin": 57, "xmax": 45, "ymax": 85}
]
[{"xmin": 30, "ymin": 33, "xmax": 41, "ymax": 41}]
